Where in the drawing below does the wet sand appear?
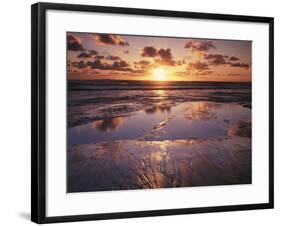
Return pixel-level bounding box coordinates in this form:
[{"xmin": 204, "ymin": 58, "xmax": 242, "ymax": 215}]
[
  {"xmin": 68, "ymin": 87, "xmax": 251, "ymax": 128},
  {"xmin": 67, "ymin": 81, "xmax": 251, "ymax": 192},
  {"xmin": 68, "ymin": 102, "xmax": 251, "ymax": 192},
  {"xmin": 68, "ymin": 137, "xmax": 251, "ymax": 192}
]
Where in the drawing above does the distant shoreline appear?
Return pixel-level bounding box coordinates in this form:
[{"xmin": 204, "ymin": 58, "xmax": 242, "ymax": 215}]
[
  {"xmin": 68, "ymin": 87, "xmax": 251, "ymax": 91},
  {"xmin": 68, "ymin": 79, "xmax": 251, "ymax": 91},
  {"xmin": 68, "ymin": 79, "xmax": 252, "ymax": 84}
]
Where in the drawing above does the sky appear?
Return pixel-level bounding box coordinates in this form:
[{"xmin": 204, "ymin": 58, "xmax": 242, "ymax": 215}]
[{"xmin": 67, "ymin": 32, "xmax": 252, "ymax": 82}]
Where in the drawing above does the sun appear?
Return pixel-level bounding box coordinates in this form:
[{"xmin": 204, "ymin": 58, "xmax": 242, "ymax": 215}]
[{"xmin": 153, "ymin": 68, "xmax": 167, "ymax": 81}]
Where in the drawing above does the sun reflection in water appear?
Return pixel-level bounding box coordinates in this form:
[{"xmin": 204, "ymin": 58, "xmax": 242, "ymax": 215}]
[
  {"xmin": 155, "ymin": 90, "xmax": 165, "ymax": 96},
  {"xmin": 185, "ymin": 102, "xmax": 220, "ymax": 122}
]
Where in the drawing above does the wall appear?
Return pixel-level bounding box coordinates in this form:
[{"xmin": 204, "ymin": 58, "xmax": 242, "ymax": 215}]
[{"xmin": 0, "ymin": 0, "xmax": 279, "ymax": 225}]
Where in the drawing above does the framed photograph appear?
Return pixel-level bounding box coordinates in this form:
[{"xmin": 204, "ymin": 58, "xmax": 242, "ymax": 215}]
[{"xmin": 31, "ymin": 2, "xmax": 274, "ymax": 224}]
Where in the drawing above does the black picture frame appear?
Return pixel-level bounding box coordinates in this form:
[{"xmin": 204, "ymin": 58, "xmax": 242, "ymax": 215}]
[{"xmin": 31, "ymin": 2, "xmax": 274, "ymax": 224}]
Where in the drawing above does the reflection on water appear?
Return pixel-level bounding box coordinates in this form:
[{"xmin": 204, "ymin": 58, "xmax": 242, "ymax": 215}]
[
  {"xmin": 68, "ymin": 101, "xmax": 251, "ymax": 145},
  {"xmin": 91, "ymin": 117, "xmax": 125, "ymax": 132},
  {"xmin": 228, "ymin": 121, "xmax": 251, "ymax": 138},
  {"xmin": 185, "ymin": 102, "xmax": 219, "ymax": 121},
  {"xmin": 67, "ymin": 90, "xmax": 252, "ymax": 192},
  {"xmin": 68, "ymin": 86, "xmax": 251, "ymax": 128},
  {"xmin": 145, "ymin": 104, "xmax": 171, "ymax": 114}
]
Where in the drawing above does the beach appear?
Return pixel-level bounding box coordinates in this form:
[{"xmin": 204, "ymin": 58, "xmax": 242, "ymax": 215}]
[{"xmin": 67, "ymin": 80, "xmax": 252, "ymax": 192}]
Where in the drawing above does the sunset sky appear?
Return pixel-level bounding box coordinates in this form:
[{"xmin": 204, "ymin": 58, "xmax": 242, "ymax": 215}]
[{"xmin": 67, "ymin": 32, "xmax": 252, "ymax": 82}]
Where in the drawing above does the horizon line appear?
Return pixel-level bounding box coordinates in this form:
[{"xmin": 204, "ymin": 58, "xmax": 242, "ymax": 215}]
[{"xmin": 68, "ymin": 79, "xmax": 252, "ymax": 83}]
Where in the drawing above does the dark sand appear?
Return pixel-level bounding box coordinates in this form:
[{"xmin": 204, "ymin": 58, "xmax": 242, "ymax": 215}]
[{"xmin": 68, "ymin": 137, "xmax": 251, "ymax": 192}]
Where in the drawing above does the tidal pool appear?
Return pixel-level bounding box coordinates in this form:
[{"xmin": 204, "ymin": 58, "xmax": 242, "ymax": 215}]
[
  {"xmin": 67, "ymin": 101, "xmax": 251, "ymax": 192},
  {"xmin": 68, "ymin": 101, "xmax": 251, "ymax": 145}
]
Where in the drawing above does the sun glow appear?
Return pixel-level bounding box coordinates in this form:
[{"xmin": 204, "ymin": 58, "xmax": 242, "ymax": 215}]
[{"xmin": 153, "ymin": 68, "xmax": 167, "ymax": 81}]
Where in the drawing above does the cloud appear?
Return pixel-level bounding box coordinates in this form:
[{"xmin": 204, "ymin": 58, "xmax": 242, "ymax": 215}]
[
  {"xmin": 72, "ymin": 50, "xmax": 144, "ymax": 74},
  {"xmin": 158, "ymin": 48, "xmax": 172, "ymax": 60},
  {"xmin": 77, "ymin": 52, "xmax": 91, "ymax": 58},
  {"xmin": 137, "ymin": 60, "xmax": 151, "ymax": 66},
  {"xmin": 85, "ymin": 59, "xmax": 134, "ymax": 72},
  {"xmin": 187, "ymin": 61, "xmax": 210, "ymax": 71},
  {"xmin": 93, "ymin": 34, "xmax": 129, "ymax": 46},
  {"xmin": 228, "ymin": 62, "xmax": 250, "ymax": 69},
  {"xmin": 204, "ymin": 54, "xmax": 228, "ymax": 65},
  {"xmin": 198, "ymin": 70, "xmax": 213, "ymax": 75},
  {"xmin": 204, "ymin": 54, "xmax": 250, "ymax": 69},
  {"xmin": 134, "ymin": 60, "xmax": 151, "ymax": 70},
  {"xmin": 141, "ymin": 46, "xmax": 176, "ymax": 66},
  {"xmin": 176, "ymin": 59, "xmax": 185, "ymax": 66},
  {"xmin": 94, "ymin": 55, "xmax": 105, "ymax": 60},
  {"xmin": 85, "ymin": 60, "xmax": 104, "ymax": 69},
  {"xmin": 229, "ymin": 56, "xmax": 240, "ymax": 61},
  {"xmin": 186, "ymin": 61, "xmax": 213, "ymax": 76},
  {"xmin": 112, "ymin": 60, "xmax": 130, "ymax": 68},
  {"xmin": 71, "ymin": 58, "xmax": 146, "ymax": 75},
  {"xmin": 156, "ymin": 48, "xmax": 176, "ymax": 66},
  {"xmin": 106, "ymin": 55, "xmax": 121, "ymax": 61},
  {"xmin": 77, "ymin": 50, "xmax": 98, "ymax": 58},
  {"xmin": 140, "ymin": 46, "xmax": 158, "ymax": 57},
  {"xmin": 72, "ymin": 60, "xmax": 87, "ymax": 69},
  {"xmin": 89, "ymin": 50, "xmax": 98, "ymax": 55},
  {"xmin": 78, "ymin": 52, "xmax": 123, "ymax": 62},
  {"xmin": 184, "ymin": 40, "xmax": 215, "ymax": 54},
  {"xmin": 67, "ymin": 34, "xmax": 85, "ymax": 51}
]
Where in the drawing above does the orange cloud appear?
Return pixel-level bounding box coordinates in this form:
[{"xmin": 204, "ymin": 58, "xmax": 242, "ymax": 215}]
[
  {"xmin": 67, "ymin": 34, "xmax": 84, "ymax": 51},
  {"xmin": 93, "ymin": 34, "xmax": 129, "ymax": 46},
  {"xmin": 184, "ymin": 39, "xmax": 215, "ymax": 54},
  {"xmin": 140, "ymin": 46, "xmax": 176, "ymax": 66}
]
